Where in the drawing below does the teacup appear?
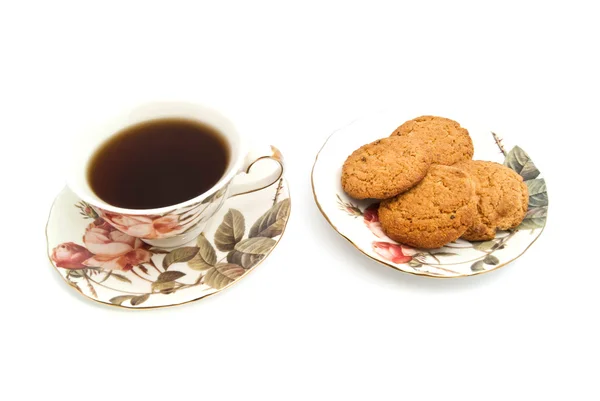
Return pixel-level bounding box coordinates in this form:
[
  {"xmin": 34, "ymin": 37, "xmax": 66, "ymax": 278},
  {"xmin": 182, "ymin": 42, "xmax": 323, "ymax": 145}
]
[{"xmin": 67, "ymin": 101, "xmax": 284, "ymax": 248}]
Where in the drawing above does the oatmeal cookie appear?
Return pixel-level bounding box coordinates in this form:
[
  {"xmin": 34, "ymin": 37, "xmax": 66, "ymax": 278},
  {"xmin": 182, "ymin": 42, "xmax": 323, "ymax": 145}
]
[
  {"xmin": 391, "ymin": 115, "xmax": 474, "ymax": 165},
  {"xmin": 341, "ymin": 136, "xmax": 431, "ymax": 199},
  {"xmin": 378, "ymin": 165, "xmax": 477, "ymax": 248},
  {"xmin": 454, "ymin": 160, "xmax": 528, "ymax": 241}
]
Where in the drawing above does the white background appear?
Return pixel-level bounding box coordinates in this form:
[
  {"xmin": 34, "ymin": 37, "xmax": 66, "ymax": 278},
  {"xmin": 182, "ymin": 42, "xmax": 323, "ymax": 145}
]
[{"xmin": 1, "ymin": 1, "xmax": 598, "ymax": 400}]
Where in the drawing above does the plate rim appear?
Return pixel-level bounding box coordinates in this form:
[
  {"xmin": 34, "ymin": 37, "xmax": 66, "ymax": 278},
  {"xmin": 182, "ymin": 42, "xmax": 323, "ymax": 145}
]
[{"xmin": 311, "ymin": 117, "xmax": 546, "ymax": 279}]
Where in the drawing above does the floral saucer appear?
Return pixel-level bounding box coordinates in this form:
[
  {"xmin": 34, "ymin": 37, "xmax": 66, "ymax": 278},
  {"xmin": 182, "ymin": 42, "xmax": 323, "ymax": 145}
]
[
  {"xmin": 47, "ymin": 178, "xmax": 290, "ymax": 308},
  {"xmin": 312, "ymin": 112, "xmax": 548, "ymax": 278}
]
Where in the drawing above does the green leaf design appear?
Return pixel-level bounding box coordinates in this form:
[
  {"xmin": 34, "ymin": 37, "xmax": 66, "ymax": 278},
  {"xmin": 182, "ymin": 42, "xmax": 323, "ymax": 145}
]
[
  {"xmin": 152, "ymin": 271, "xmax": 185, "ymax": 294},
  {"xmin": 151, "ymin": 281, "xmax": 183, "ymax": 294},
  {"xmin": 234, "ymin": 237, "xmax": 276, "ymax": 255},
  {"xmin": 525, "ymin": 178, "xmax": 546, "ymax": 196},
  {"xmin": 249, "ymin": 198, "xmax": 291, "ymax": 238},
  {"xmin": 130, "ymin": 294, "xmax": 150, "ymax": 306},
  {"xmin": 215, "ymin": 186, "xmax": 228, "ymax": 199},
  {"xmin": 525, "ymin": 178, "xmax": 548, "ymax": 208},
  {"xmin": 227, "ymin": 250, "xmax": 264, "ymax": 269},
  {"xmin": 518, "ymin": 206, "xmax": 548, "ymax": 229},
  {"xmin": 148, "ymin": 247, "xmax": 170, "ymax": 254},
  {"xmin": 111, "ymin": 272, "xmax": 132, "ymax": 284},
  {"xmin": 65, "ymin": 278, "xmax": 84, "ymax": 294},
  {"xmin": 528, "ymin": 193, "xmax": 548, "ymax": 208},
  {"xmin": 109, "ymin": 295, "xmax": 134, "ymax": 306},
  {"xmin": 408, "ymin": 260, "xmax": 422, "ymax": 268},
  {"xmin": 202, "ymin": 186, "xmax": 227, "ymax": 204},
  {"xmin": 526, "ymin": 206, "xmax": 548, "ymax": 219},
  {"xmin": 155, "ymin": 270, "xmax": 186, "ymax": 283},
  {"xmin": 162, "ymin": 247, "xmax": 199, "ymax": 269},
  {"xmin": 429, "ymin": 252, "xmax": 458, "ymax": 257},
  {"xmin": 471, "ymin": 261, "xmax": 485, "ymax": 272},
  {"xmin": 483, "ymin": 255, "xmax": 500, "ymax": 265},
  {"xmin": 518, "ymin": 220, "xmax": 545, "ymax": 230},
  {"xmin": 200, "ymin": 193, "xmax": 215, "ymax": 205},
  {"xmin": 474, "ymin": 241, "xmax": 496, "ymax": 251},
  {"xmin": 188, "ymin": 234, "xmax": 217, "ymax": 271},
  {"xmin": 505, "ymin": 146, "xmax": 540, "ymax": 180},
  {"xmin": 69, "ymin": 270, "xmax": 83, "ymax": 278},
  {"xmin": 214, "ymin": 209, "xmax": 245, "ymax": 252},
  {"xmin": 203, "ymin": 263, "xmax": 245, "ymax": 290}
]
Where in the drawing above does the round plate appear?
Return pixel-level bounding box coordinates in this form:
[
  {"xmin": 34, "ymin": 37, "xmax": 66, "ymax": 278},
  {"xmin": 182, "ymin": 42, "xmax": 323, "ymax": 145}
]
[
  {"xmin": 47, "ymin": 177, "xmax": 290, "ymax": 308},
  {"xmin": 312, "ymin": 112, "xmax": 547, "ymax": 278}
]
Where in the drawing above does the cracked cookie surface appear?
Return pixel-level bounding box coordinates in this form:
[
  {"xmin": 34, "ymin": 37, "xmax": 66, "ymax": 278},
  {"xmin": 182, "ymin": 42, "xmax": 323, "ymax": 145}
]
[
  {"xmin": 454, "ymin": 160, "xmax": 528, "ymax": 241},
  {"xmin": 391, "ymin": 115, "xmax": 474, "ymax": 165},
  {"xmin": 341, "ymin": 136, "xmax": 431, "ymax": 199},
  {"xmin": 378, "ymin": 165, "xmax": 477, "ymax": 248}
]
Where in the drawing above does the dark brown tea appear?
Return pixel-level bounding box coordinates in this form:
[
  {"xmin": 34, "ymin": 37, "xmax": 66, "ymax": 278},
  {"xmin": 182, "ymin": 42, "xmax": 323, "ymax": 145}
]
[{"xmin": 88, "ymin": 118, "xmax": 229, "ymax": 209}]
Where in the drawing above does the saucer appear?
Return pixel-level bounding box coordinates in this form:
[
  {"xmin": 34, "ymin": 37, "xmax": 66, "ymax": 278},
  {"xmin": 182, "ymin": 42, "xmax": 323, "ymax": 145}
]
[
  {"xmin": 47, "ymin": 177, "xmax": 290, "ymax": 309},
  {"xmin": 312, "ymin": 112, "xmax": 548, "ymax": 278}
]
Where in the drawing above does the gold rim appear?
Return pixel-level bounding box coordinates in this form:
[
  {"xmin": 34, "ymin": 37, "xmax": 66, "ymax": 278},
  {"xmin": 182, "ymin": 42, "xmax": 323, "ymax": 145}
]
[
  {"xmin": 310, "ymin": 127, "xmax": 546, "ymax": 279},
  {"xmin": 45, "ymin": 180, "xmax": 291, "ymax": 310}
]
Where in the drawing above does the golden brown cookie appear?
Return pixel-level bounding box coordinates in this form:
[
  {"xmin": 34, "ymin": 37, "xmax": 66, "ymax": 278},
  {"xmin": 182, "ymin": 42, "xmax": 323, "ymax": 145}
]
[
  {"xmin": 341, "ymin": 136, "xmax": 431, "ymax": 199},
  {"xmin": 391, "ymin": 115, "xmax": 474, "ymax": 165},
  {"xmin": 454, "ymin": 160, "xmax": 529, "ymax": 241},
  {"xmin": 378, "ymin": 165, "xmax": 477, "ymax": 248}
]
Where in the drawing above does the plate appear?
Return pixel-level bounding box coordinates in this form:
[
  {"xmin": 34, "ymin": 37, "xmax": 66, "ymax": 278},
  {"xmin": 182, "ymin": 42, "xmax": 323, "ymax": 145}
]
[
  {"xmin": 47, "ymin": 176, "xmax": 290, "ymax": 308},
  {"xmin": 312, "ymin": 112, "xmax": 547, "ymax": 278}
]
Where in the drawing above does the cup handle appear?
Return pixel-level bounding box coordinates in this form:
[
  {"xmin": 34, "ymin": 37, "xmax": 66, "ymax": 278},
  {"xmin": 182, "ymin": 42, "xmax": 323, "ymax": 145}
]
[{"xmin": 228, "ymin": 145, "xmax": 285, "ymax": 197}]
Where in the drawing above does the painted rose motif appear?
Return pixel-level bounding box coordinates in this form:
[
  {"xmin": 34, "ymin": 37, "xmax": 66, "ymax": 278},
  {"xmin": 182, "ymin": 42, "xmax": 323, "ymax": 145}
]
[
  {"xmin": 372, "ymin": 242, "xmax": 412, "ymax": 264},
  {"xmin": 51, "ymin": 220, "xmax": 152, "ymax": 272},
  {"xmin": 363, "ymin": 203, "xmax": 387, "ymax": 238},
  {"xmin": 100, "ymin": 212, "xmax": 184, "ymax": 239},
  {"xmin": 51, "ymin": 242, "xmax": 93, "ymax": 269},
  {"xmin": 94, "ymin": 198, "xmax": 211, "ymax": 240},
  {"xmin": 82, "ymin": 220, "xmax": 152, "ymax": 270}
]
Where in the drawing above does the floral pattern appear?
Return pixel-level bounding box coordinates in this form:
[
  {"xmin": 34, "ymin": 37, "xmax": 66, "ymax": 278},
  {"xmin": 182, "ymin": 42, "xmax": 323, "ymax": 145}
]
[
  {"xmin": 94, "ymin": 186, "xmax": 228, "ymax": 240},
  {"xmin": 81, "ymin": 220, "xmax": 152, "ymax": 271},
  {"xmin": 51, "ymin": 243, "xmax": 93, "ymax": 269},
  {"xmin": 372, "ymin": 242, "xmax": 412, "ymax": 264},
  {"xmin": 48, "ymin": 178, "xmax": 290, "ymax": 308},
  {"xmin": 335, "ymin": 133, "xmax": 548, "ymax": 277},
  {"xmin": 363, "ymin": 203, "xmax": 387, "ymax": 238},
  {"xmin": 98, "ymin": 212, "xmax": 183, "ymax": 239}
]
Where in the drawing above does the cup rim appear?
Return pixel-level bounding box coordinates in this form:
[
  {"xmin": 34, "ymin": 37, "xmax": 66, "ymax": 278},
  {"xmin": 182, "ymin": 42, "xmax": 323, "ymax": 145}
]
[{"xmin": 67, "ymin": 101, "xmax": 247, "ymax": 216}]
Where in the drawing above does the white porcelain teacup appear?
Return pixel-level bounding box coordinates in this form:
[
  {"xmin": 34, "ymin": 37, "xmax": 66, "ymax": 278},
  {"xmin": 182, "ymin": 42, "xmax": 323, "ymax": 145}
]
[{"xmin": 67, "ymin": 101, "xmax": 284, "ymax": 248}]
